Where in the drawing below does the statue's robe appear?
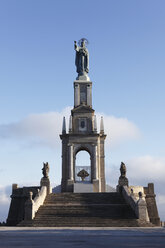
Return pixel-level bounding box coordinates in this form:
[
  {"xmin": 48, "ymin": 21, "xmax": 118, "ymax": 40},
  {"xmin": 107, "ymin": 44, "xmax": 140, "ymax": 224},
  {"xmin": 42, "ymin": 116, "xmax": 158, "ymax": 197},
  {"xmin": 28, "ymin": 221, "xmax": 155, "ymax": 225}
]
[{"xmin": 75, "ymin": 47, "xmax": 89, "ymax": 74}]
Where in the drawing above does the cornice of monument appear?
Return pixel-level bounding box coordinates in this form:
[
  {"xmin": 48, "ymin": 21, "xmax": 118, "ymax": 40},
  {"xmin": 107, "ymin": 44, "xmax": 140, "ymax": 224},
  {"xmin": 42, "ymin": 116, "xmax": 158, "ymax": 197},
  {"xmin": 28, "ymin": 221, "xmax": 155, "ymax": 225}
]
[
  {"xmin": 74, "ymin": 80, "xmax": 92, "ymax": 84},
  {"xmin": 72, "ymin": 105, "xmax": 94, "ymax": 113}
]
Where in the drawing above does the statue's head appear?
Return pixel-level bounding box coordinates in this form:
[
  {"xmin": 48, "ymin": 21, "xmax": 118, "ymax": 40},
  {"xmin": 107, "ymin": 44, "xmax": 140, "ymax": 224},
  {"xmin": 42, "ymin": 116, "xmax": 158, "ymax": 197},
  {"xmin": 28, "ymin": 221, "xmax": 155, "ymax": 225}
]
[
  {"xmin": 81, "ymin": 40, "xmax": 85, "ymax": 48},
  {"xmin": 121, "ymin": 162, "xmax": 125, "ymax": 167},
  {"xmin": 120, "ymin": 162, "xmax": 126, "ymax": 177},
  {"xmin": 78, "ymin": 38, "xmax": 89, "ymax": 48}
]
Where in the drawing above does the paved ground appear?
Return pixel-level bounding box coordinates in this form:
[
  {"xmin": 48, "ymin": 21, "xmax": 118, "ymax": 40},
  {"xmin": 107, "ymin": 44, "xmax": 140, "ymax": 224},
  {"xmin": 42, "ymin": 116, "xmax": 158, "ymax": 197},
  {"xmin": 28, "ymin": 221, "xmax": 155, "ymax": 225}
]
[{"xmin": 0, "ymin": 227, "xmax": 165, "ymax": 248}]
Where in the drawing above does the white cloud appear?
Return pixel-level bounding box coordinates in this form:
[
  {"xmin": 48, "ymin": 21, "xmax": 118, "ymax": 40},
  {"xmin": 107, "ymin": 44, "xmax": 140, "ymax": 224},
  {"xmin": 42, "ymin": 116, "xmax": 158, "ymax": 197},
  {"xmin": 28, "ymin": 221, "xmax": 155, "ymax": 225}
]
[
  {"xmin": 157, "ymin": 194, "xmax": 165, "ymax": 221},
  {"xmin": 157, "ymin": 194, "xmax": 165, "ymax": 205},
  {"xmin": 0, "ymin": 107, "xmax": 140, "ymax": 149},
  {"xmin": 0, "ymin": 107, "xmax": 72, "ymax": 149},
  {"xmin": 125, "ymin": 155, "xmax": 165, "ymax": 221},
  {"xmin": 97, "ymin": 113, "xmax": 140, "ymax": 147},
  {"xmin": 0, "ymin": 185, "xmax": 11, "ymax": 223},
  {"xmin": 106, "ymin": 155, "xmax": 165, "ymax": 221},
  {"xmin": 126, "ymin": 155, "xmax": 165, "ymax": 183}
]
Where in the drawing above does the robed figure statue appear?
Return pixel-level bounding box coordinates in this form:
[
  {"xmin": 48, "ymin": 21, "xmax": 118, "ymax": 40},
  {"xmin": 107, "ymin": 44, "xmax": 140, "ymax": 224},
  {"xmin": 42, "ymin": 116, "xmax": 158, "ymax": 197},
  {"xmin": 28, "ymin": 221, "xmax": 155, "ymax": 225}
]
[{"xmin": 74, "ymin": 38, "xmax": 90, "ymax": 81}]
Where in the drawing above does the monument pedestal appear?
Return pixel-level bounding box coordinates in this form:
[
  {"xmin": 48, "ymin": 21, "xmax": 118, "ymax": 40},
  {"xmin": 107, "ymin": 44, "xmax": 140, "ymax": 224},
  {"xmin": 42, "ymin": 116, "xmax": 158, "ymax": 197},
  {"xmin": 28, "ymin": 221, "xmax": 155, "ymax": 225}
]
[
  {"xmin": 40, "ymin": 177, "xmax": 52, "ymax": 195},
  {"xmin": 74, "ymin": 182, "xmax": 93, "ymax": 193}
]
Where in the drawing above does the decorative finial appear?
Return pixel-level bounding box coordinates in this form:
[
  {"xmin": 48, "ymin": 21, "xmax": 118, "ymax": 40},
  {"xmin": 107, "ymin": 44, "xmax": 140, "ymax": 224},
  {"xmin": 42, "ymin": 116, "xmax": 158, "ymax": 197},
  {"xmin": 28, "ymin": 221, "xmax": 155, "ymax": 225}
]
[
  {"xmin": 69, "ymin": 115, "xmax": 72, "ymax": 133},
  {"xmin": 100, "ymin": 116, "xmax": 104, "ymax": 134},
  {"xmin": 74, "ymin": 38, "xmax": 90, "ymax": 81},
  {"xmin": 62, "ymin": 116, "xmax": 66, "ymax": 134}
]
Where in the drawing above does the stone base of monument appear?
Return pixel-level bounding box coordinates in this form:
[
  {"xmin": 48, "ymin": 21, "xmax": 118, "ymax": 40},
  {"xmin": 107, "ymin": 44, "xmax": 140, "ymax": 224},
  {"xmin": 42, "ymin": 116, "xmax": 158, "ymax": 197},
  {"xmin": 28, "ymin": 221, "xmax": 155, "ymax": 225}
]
[
  {"xmin": 17, "ymin": 191, "xmax": 156, "ymax": 227},
  {"xmin": 40, "ymin": 177, "xmax": 52, "ymax": 195},
  {"xmin": 73, "ymin": 182, "xmax": 93, "ymax": 193}
]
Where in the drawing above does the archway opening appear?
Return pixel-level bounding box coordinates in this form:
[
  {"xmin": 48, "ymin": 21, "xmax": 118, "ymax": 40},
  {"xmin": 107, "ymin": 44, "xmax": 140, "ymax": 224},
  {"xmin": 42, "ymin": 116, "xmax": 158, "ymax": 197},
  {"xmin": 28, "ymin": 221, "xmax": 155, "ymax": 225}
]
[{"xmin": 75, "ymin": 150, "xmax": 91, "ymax": 182}]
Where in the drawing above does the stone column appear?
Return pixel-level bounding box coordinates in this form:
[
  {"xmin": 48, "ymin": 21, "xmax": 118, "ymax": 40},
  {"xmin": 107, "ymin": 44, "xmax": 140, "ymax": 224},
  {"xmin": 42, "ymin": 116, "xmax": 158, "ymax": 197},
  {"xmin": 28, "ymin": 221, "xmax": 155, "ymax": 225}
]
[
  {"xmin": 74, "ymin": 83, "xmax": 79, "ymax": 107},
  {"xmin": 69, "ymin": 115, "xmax": 72, "ymax": 133},
  {"xmin": 94, "ymin": 115, "xmax": 97, "ymax": 133},
  {"xmin": 68, "ymin": 144, "xmax": 74, "ymax": 180},
  {"xmin": 87, "ymin": 84, "xmax": 92, "ymax": 107},
  {"xmin": 92, "ymin": 144, "xmax": 98, "ymax": 180}
]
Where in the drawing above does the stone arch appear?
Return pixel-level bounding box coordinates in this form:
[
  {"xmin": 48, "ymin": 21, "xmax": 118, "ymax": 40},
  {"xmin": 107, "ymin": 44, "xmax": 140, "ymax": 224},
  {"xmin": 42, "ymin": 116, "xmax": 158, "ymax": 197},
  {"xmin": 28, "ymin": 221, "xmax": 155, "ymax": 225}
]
[
  {"xmin": 73, "ymin": 144, "xmax": 92, "ymax": 157},
  {"xmin": 73, "ymin": 144, "xmax": 93, "ymax": 182}
]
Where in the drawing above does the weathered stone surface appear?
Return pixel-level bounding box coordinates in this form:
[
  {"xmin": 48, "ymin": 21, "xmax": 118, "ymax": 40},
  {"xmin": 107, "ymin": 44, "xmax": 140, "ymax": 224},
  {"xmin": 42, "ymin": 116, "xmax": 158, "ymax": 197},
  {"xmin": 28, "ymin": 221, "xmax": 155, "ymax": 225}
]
[
  {"xmin": 73, "ymin": 183, "xmax": 93, "ymax": 193},
  {"xmin": 7, "ymin": 186, "xmax": 40, "ymax": 226},
  {"xmin": 18, "ymin": 192, "xmax": 155, "ymax": 227},
  {"xmin": 144, "ymin": 183, "xmax": 160, "ymax": 226},
  {"xmin": 61, "ymin": 79, "xmax": 106, "ymax": 193},
  {"xmin": 40, "ymin": 177, "xmax": 51, "ymax": 195}
]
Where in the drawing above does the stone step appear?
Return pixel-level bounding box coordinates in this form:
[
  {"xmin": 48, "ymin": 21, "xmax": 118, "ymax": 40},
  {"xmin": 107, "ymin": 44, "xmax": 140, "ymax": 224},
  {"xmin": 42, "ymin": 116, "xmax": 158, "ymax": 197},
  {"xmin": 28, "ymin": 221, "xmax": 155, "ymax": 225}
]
[
  {"xmin": 18, "ymin": 217, "xmax": 153, "ymax": 227},
  {"xmin": 18, "ymin": 192, "xmax": 152, "ymax": 227},
  {"xmin": 45, "ymin": 192, "xmax": 126, "ymax": 204},
  {"xmin": 36, "ymin": 204, "xmax": 136, "ymax": 218}
]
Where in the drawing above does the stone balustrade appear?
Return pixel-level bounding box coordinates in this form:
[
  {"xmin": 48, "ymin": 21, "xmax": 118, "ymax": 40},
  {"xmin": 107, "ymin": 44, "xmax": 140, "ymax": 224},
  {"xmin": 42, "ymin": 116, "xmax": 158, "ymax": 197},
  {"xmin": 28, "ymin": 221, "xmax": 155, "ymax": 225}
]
[
  {"xmin": 122, "ymin": 185, "xmax": 149, "ymax": 221},
  {"xmin": 25, "ymin": 186, "xmax": 47, "ymax": 220}
]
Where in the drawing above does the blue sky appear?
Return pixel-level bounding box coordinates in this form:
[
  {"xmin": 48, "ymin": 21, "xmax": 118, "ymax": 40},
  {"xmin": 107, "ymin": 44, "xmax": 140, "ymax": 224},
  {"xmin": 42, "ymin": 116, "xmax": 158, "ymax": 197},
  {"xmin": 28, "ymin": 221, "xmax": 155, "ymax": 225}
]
[{"xmin": 0, "ymin": 0, "xmax": 165, "ymax": 222}]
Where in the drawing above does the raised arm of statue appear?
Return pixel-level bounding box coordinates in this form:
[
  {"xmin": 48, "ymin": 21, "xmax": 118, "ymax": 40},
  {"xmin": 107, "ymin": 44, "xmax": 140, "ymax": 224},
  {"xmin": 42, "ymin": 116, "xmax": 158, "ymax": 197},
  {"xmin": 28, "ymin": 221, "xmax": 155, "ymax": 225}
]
[{"xmin": 74, "ymin": 41, "xmax": 78, "ymax": 51}]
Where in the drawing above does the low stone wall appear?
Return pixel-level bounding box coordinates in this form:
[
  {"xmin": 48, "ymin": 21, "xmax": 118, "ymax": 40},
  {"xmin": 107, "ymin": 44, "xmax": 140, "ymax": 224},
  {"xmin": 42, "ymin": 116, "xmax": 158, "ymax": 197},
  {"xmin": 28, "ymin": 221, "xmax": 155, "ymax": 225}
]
[{"xmin": 7, "ymin": 185, "xmax": 41, "ymax": 226}]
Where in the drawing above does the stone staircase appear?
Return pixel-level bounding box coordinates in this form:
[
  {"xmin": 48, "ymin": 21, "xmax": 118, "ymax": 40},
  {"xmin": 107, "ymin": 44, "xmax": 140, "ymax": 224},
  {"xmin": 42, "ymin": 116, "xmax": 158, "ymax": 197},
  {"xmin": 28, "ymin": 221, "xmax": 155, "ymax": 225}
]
[{"xmin": 18, "ymin": 192, "xmax": 153, "ymax": 227}]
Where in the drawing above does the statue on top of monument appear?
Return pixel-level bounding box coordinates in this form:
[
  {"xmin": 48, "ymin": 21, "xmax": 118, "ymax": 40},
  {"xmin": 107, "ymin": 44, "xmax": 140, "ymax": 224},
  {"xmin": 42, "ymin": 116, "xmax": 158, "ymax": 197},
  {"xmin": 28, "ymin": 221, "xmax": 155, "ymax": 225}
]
[
  {"xmin": 42, "ymin": 162, "xmax": 49, "ymax": 178},
  {"xmin": 120, "ymin": 162, "xmax": 126, "ymax": 178},
  {"xmin": 74, "ymin": 38, "xmax": 90, "ymax": 81}
]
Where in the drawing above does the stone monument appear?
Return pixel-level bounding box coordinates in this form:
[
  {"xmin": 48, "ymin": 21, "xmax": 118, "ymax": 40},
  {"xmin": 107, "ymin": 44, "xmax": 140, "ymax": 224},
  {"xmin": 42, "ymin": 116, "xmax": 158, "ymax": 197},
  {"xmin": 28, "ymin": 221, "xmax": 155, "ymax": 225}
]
[
  {"xmin": 60, "ymin": 38, "xmax": 106, "ymax": 192},
  {"xmin": 6, "ymin": 38, "xmax": 161, "ymax": 227}
]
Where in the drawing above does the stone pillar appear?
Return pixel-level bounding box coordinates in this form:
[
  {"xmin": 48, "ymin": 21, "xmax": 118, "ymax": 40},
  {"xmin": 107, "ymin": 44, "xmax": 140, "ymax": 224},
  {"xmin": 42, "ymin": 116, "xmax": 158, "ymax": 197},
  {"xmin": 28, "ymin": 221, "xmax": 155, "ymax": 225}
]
[
  {"xmin": 12, "ymin": 184, "xmax": 18, "ymax": 193},
  {"xmin": 24, "ymin": 191, "xmax": 34, "ymax": 220},
  {"xmin": 92, "ymin": 144, "xmax": 97, "ymax": 180},
  {"xmin": 74, "ymin": 83, "xmax": 80, "ymax": 107},
  {"xmin": 100, "ymin": 116, "xmax": 104, "ymax": 134},
  {"xmin": 136, "ymin": 192, "xmax": 149, "ymax": 221},
  {"xmin": 68, "ymin": 144, "xmax": 74, "ymax": 180},
  {"xmin": 62, "ymin": 117, "xmax": 66, "ymax": 134},
  {"xmin": 99, "ymin": 136, "xmax": 106, "ymax": 192},
  {"xmin": 87, "ymin": 84, "xmax": 92, "ymax": 107},
  {"xmin": 40, "ymin": 177, "xmax": 51, "ymax": 195},
  {"xmin": 69, "ymin": 115, "xmax": 72, "ymax": 133},
  {"xmin": 93, "ymin": 115, "xmax": 97, "ymax": 133}
]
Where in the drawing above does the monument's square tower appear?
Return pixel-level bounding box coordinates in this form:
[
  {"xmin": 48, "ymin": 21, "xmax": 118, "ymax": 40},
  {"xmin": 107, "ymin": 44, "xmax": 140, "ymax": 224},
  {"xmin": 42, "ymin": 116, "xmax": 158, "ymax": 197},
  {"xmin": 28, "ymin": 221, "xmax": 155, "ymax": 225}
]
[
  {"xmin": 60, "ymin": 83, "xmax": 106, "ymax": 193},
  {"xmin": 60, "ymin": 39, "xmax": 106, "ymax": 192}
]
